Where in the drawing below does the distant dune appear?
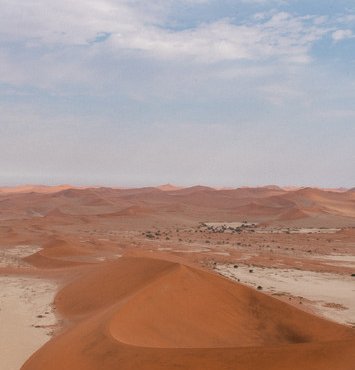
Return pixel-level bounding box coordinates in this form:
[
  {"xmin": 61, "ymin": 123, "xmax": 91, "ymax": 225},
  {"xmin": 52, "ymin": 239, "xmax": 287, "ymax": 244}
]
[
  {"xmin": 100, "ymin": 206, "xmax": 154, "ymax": 217},
  {"xmin": 24, "ymin": 239, "xmax": 92, "ymax": 269},
  {"xmin": 1, "ymin": 185, "xmax": 354, "ymax": 226},
  {"xmin": 156, "ymin": 183, "xmax": 184, "ymax": 191},
  {"xmin": 0, "ymin": 185, "xmax": 74, "ymax": 194}
]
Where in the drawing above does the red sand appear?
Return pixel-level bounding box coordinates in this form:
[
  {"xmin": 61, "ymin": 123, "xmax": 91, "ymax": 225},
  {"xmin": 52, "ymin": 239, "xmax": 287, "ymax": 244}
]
[
  {"xmin": 23, "ymin": 256, "xmax": 355, "ymax": 370},
  {"xmin": 0, "ymin": 185, "xmax": 354, "ymax": 369}
]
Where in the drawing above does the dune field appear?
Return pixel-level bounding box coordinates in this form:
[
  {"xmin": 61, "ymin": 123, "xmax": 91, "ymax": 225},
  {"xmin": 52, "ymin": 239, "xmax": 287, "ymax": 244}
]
[{"xmin": 0, "ymin": 185, "xmax": 354, "ymax": 369}]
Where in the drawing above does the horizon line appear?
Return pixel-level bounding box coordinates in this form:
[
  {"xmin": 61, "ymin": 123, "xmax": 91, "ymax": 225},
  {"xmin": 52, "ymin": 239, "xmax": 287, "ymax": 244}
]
[{"xmin": 0, "ymin": 183, "xmax": 352, "ymax": 192}]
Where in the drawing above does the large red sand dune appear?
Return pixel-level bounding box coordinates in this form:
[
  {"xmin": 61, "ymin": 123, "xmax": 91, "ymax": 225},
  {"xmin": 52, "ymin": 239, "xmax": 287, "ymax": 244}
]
[{"xmin": 22, "ymin": 255, "xmax": 355, "ymax": 370}]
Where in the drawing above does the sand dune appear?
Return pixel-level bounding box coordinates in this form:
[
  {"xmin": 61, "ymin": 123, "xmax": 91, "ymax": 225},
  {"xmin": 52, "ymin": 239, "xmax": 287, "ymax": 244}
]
[
  {"xmin": 156, "ymin": 184, "xmax": 184, "ymax": 191},
  {"xmin": 22, "ymin": 255, "xmax": 355, "ymax": 370},
  {"xmin": 0, "ymin": 185, "xmax": 73, "ymax": 194},
  {"xmin": 1, "ymin": 185, "xmax": 354, "ymax": 226},
  {"xmin": 0, "ymin": 185, "xmax": 354, "ymax": 370},
  {"xmin": 278, "ymin": 207, "xmax": 309, "ymax": 220},
  {"xmin": 24, "ymin": 239, "xmax": 94, "ymax": 269},
  {"xmin": 100, "ymin": 206, "xmax": 154, "ymax": 217}
]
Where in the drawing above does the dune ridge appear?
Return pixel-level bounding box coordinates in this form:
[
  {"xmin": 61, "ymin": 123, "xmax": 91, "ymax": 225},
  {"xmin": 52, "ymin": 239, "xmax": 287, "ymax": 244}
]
[
  {"xmin": 23, "ymin": 239, "xmax": 94, "ymax": 269},
  {"xmin": 22, "ymin": 255, "xmax": 355, "ymax": 370},
  {"xmin": 1, "ymin": 185, "xmax": 354, "ymax": 227}
]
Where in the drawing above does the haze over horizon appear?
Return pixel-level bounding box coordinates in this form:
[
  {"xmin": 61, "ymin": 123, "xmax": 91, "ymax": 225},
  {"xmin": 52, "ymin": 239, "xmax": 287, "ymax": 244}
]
[{"xmin": 1, "ymin": 1, "xmax": 354, "ymax": 187}]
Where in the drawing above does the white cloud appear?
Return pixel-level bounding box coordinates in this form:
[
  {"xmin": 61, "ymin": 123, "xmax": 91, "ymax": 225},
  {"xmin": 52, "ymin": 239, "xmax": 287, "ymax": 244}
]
[
  {"xmin": 0, "ymin": 1, "xmax": 338, "ymax": 91},
  {"xmin": 0, "ymin": 1, "xmax": 330, "ymax": 64},
  {"xmin": 337, "ymin": 14, "xmax": 355, "ymax": 24},
  {"xmin": 107, "ymin": 12, "xmax": 328, "ymax": 64},
  {"xmin": 332, "ymin": 29, "xmax": 353, "ymax": 42},
  {"xmin": 0, "ymin": 1, "xmax": 353, "ymax": 115}
]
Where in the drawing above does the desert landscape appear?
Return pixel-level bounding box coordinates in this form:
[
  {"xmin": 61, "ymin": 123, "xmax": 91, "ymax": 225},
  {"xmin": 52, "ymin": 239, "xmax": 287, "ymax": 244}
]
[
  {"xmin": 2, "ymin": 0, "xmax": 354, "ymax": 369},
  {"xmin": 0, "ymin": 184, "xmax": 354, "ymax": 370}
]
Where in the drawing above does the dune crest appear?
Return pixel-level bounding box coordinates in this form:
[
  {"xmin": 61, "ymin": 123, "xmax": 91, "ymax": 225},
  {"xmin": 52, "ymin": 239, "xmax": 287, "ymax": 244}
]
[{"xmin": 22, "ymin": 256, "xmax": 355, "ymax": 370}]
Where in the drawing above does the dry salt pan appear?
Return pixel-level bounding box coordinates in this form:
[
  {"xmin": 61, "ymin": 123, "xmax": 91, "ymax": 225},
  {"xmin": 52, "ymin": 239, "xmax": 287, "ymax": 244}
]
[
  {"xmin": 0, "ymin": 276, "xmax": 57, "ymax": 370},
  {"xmin": 215, "ymin": 264, "xmax": 355, "ymax": 326}
]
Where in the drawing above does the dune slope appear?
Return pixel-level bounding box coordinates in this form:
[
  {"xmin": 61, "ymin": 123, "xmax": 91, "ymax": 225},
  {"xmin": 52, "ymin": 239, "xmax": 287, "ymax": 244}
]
[{"xmin": 22, "ymin": 256, "xmax": 355, "ymax": 370}]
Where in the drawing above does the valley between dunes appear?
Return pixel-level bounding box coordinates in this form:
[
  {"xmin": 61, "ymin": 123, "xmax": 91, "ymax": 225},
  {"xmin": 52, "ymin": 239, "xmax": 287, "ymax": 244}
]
[{"xmin": 0, "ymin": 185, "xmax": 354, "ymax": 369}]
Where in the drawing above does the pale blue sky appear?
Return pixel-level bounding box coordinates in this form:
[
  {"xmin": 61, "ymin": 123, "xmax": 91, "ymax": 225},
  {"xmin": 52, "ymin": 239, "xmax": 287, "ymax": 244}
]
[{"xmin": 0, "ymin": 0, "xmax": 354, "ymax": 187}]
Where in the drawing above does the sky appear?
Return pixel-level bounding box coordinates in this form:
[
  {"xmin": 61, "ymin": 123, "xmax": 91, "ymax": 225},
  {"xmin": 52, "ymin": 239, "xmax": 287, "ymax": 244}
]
[{"xmin": 0, "ymin": 0, "xmax": 354, "ymax": 188}]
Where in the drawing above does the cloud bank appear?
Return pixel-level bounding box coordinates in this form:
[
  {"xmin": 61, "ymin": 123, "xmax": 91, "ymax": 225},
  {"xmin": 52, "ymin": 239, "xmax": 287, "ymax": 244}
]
[{"xmin": 0, "ymin": 0, "xmax": 354, "ymax": 187}]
